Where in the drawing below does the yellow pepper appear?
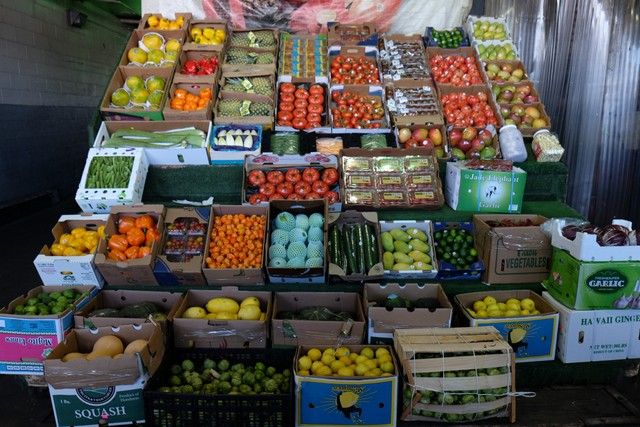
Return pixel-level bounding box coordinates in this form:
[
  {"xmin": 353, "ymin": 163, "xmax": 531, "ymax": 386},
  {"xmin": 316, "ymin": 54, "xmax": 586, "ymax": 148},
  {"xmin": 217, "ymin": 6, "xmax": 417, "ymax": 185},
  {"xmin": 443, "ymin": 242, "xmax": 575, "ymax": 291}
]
[
  {"xmin": 50, "ymin": 243, "xmax": 65, "ymax": 256},
  {"xmin": 69, "ymin": 238, "xmax": 87, "ymax": 252},
  {"xmin": 63, "ymin": 247, "xmax": 84, "ymax": 256},
  {"xmin": 70, "ymin": 227, "xmax": 86, "ymax": 238},
  {"xmin": 59, "ymin": 233, "xmax": 73, "ymax": 246},
  {"xmin": 97, "ymin": 225, "xmax": 105, "ymax": 238}
]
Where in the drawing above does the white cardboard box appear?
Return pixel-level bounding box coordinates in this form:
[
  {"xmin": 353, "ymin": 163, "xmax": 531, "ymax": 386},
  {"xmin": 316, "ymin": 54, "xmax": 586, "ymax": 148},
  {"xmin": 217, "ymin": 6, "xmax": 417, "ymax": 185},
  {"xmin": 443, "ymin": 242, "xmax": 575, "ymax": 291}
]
[
  {"xmin": 75, "ymin": 148, "xmax": 149, "ymax": 214},
  {"xmin": 379, "ymin": 220, "xmax": 438, "ymax": 279},
  {"xmin": 542, "ymin": 292, "xmax": 640, "ymax": 363}
]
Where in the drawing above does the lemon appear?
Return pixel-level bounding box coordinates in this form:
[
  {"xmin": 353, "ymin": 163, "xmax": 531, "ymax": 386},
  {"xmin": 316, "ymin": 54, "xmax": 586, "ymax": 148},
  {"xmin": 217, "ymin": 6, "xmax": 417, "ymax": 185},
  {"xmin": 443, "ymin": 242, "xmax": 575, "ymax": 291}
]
[
  {"xmin": 370, "ymin": 368, "xmax": 383, "ymax": 376},
  {"xmin": 354, "ymin": 364, "xmax": 369, "ymax": 376},
  {"xmin": 337, "ymin": 366, "xmax": 355, "ymax": 376},
  {"xmin": 298, "ymin": 356, "xmax": 312, "ymax": 371},
  {"xmin": 364, "ymin": 359, "xmax": 377, "ymax": 370},
  {"xmin": 142, "ymin": 33, "xmax": 163, "ymax": 50},
  {"xmin": 316, "ymin": 365, "xmax": 332, "ymax": 376},
  {"xmin": 330, "ymin": 360, "xmax": 344, "ymax": 373},
  {"xmin": 531, "ymin": 309, "xmax": 541, "ymax": 315},
  {"xmin": 520, "ymin": 298, "xmax": 536, "ymax": 311},
  {"xmin": 215, "ymin": 312, "xmax": 238, "ymax": 320},
  {"xmin": 183, "ymin": 306, "xmax": 206, "ymax": 319},
  {"xmin": 323, "ymin": 348, "xmax": 335, "ymax": 357},
  {"xmin": 307, "ymin": 348, "xmax": 321, "ymax": 361},
  {"xmin": 380, "ymin": 361, "xmax": 394, "ymax": 374},
  {"xmin": 259, "ymin": 312, "xmax": 266, "ymax": 321},
  {"xmin": 206, "ymin": 297, "xmax": 239, "ymax": 314},
  {"xmin": 375, "ymin": 348, "xmax": 390, "ymax": 359},
  {"xmin": 349, "ymin": 353, "xmax": 359, "ymax": 362},
  {"xmin": 476, "ymin": 310, "xmax": 488, "ymax": 318},
  {"xmin": 377, "ymin": 354, "xmax": 392, "ymax": 364},
  {"xmin": 520, "ymin": 309, "xmax": 531, "ymax": 315},
  {"xmin": 486, "ymin": 303, "xmax": 499, "ymax": 312},
  {"xmin": 483, "ymin": 296, "xmax": 497, "ymax": 306},
  {"xmin": 381, "ymin": 373, "xmax": 393, "ymax": 377},
  {"xmin": 206, "ymin": 313, "xmax": 217, "ymax": 319},
  {"xmin": 497, "ymin": 302, "xmax": 507, "ymax": 311},
  {"xmin": 298, "ymin": 369, "xmax": 310, "ymax": 376},
  {"xmin": 147, "ymin": 15, "xmax": 159, "ymax": 27},
  {"xmin": 364, "ymin": 370, "xmax": 378, "ymax": 377},
  {"xmin": 321, "ymin": 353, "xmax": 335, "ymax": 366},
  {"xmin": 467, "ymin": 308, "xmax": 477, "ymax": 317},
  {"xmin": 361, "ymin": 347, "xmax": 374, "ymax": 359},
  {"xmin": 473, "ymin": 300, "xmax": 486, "ymax": 311},
  {"xmin": 504, "ymin": 309, "xmax": 520, "ymax": 317},
  {"xmin": 240, "ymin": 297, "xmax": 260, "ymax": 308},
  {"xmin": 311, "ymin": 361, "xmax": 323, "ymax": 374},
  {"xmin": 237, "ymin": 305, "xmax": 261, "ymax": 320},
  {"xmin": 506, "ymin": 298, "xmax": 521, "ymax": 308},
  {"xmin": 335, "ymin": 347, "xmax": 350, "ymax": 358},
  {"xmin": 487, "ymin": 310, "xmax": 502, "ymax": 318},
  {"xmin": 339, "ymin": 356, "xmax": 352, "ymax": 366},
  {"xmin": 506, "ymin": 302, "xmax": 521, "ymax": 312},
  {"xmin": 355, "ymin": 355, "xmax": 368, "ymax": 364}
]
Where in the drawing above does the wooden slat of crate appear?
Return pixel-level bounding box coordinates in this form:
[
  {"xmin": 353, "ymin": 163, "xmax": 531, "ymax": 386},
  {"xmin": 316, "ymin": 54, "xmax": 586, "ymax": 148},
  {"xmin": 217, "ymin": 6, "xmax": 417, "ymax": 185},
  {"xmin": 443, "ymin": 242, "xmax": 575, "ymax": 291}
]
[
  {"xmin": 406, "ymin": 353, "xmax": 511, "ymax": 374},
  {"xmin": 410, "ymin": 373, "xmax": 511, "ymax": 390}
]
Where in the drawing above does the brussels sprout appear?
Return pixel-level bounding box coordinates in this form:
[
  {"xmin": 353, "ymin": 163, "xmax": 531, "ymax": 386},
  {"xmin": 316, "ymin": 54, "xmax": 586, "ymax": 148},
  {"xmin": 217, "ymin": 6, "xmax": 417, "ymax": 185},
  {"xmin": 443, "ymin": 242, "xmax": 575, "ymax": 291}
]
[
  {"xmin": 263, "ymin": 378, "xmax": 278, "ymax": 392},
  {"xmin": 231, "ymin": 363, "xmax": 245, "ymax": 373},
  {"xmin": 242, "ymin": 371, "xmax": 256, "ymax": 386}
]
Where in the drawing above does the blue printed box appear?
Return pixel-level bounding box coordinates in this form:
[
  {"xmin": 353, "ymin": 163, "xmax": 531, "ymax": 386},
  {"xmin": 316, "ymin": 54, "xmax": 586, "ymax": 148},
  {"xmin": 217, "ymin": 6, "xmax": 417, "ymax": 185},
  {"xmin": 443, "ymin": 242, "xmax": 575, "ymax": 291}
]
[
  {"xmin": 455, "ymin": 290, "xmax": 559, "ymax": 363},
  {"xmin": 294, "ymin": 345, "xmax": 398, "ymax": 426}
]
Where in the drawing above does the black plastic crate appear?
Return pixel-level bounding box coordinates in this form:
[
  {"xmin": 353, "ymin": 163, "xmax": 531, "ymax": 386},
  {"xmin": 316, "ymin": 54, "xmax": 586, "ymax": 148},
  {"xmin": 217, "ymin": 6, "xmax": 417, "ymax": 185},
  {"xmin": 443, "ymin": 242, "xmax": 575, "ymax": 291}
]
[{"xmin": 144, "ymin": 348, "xmax": 295, "ymax": 427}]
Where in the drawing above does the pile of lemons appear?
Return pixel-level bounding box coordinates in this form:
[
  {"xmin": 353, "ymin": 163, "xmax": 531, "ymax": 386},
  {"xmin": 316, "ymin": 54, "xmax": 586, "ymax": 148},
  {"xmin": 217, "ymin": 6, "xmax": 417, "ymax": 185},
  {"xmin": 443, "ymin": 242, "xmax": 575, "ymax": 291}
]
[
  {"xmin": 190, "ymin": 27, "xmax": 226, "ymax": 45},
  {"xmin": 467, "ymin": 295, "xmax": 540, "ymax": 318},
  {"xmin": 146, "ymin": 14, "xmax": 185, "ymax": 31},
  {"xmin": 297, "ymin": 346, "xmax": 394, "ymax": 377},
  {"xmin": 182, "ymin": 296, "xmax": 265, "ymax": 321}
]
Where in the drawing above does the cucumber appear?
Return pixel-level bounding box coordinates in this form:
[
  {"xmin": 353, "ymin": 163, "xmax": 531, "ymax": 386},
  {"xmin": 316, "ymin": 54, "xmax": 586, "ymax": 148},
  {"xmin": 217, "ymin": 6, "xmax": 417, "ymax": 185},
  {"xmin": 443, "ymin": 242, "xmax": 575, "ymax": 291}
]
[
  {"xmin": 361, "ymin": 224, "xmax": 373, "ymax": 272},
  {"xmin": 352, "ymin": 224, "xmax": 365, "ymax": 274},
  {"xmin": 330, "ymin": 224, "xmax": 340, "ymax": 266},
  {"xmin": 364, "ymin": 224, "xmax": 378, "ymax": 271},
  {"xmin": 342, "ymin": 226, "xmax": 356, "ymax": 275}
]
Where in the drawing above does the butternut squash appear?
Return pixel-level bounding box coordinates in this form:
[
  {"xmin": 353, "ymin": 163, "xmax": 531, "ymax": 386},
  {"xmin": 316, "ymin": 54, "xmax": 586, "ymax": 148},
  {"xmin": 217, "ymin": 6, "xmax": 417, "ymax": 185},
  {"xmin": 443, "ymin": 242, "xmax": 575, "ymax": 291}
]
[
  {"xmin": 86, "ymin": 335, "xmax": 124, "ymax": 360},
  {"xmin": 124, "ymin": 339, "xmax": 148, "ymax": 355}
]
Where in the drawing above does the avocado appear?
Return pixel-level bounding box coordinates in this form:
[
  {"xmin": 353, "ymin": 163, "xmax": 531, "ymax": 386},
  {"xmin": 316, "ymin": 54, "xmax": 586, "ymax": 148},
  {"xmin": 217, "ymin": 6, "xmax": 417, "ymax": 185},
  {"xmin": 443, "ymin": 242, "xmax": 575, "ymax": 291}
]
[{"xmin": 88, "ymin": 308, "xmax": 120, "ymax": 318}]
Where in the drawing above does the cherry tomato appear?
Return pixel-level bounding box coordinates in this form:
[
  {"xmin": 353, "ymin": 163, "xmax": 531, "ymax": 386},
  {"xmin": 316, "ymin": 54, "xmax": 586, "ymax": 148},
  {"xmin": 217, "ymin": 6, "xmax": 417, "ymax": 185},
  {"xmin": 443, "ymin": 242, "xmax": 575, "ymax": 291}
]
[
  {"xmin": 266, "ymin": 171, "xmax": 284, "ymax": 185},
  {"xmin": 323, "ymin": 190, "xmax": 339, "ymax": 204},
  {"xmin": 312, "ymin": 180, "xmax": 329, "ymax": 195},
  {"xmin": 259, "ymin": 182, "xmax": 275, "ymax": 196},
  {"xmin": 321, "ymin": 168, "xmax": 339, "ymax": 185},
  {"xmin": 285, "ymin": 168, "xmax": 301, "ymax": 183},
  {"xmin": 302, "ymin": 167, "xmax": 320, "ymax": 183},
  {"xmin": 248, "ymin": 170, "xmax": 266, "ymax": 186},
  {"xmin": 294, "ymin": 181, "xmax": 311, "ymax": 196},
  {"xmin": 276, "ymin": 182, "xmax": 293, "ymax": 197}
]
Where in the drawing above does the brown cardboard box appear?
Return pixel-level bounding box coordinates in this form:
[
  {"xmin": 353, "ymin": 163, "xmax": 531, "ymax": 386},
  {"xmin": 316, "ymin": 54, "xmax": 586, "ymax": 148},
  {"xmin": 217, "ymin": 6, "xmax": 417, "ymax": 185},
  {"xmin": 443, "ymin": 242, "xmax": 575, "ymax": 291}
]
[
  {"xmin": 118, "ymin": 29, "xmax": 186, "ymax": 73},
  {"xmin": 364, "ymin": 283, "xmax": 452, "ymax": 343},
  {"xmin": 172, "ymin": 288, "xmax": 271, "ymax": 348},
  {"xmin": 437, "ymin": 84, "xmax": 504, "ymax": 128},
  {"xmin": 327, "ymin": 46, "xmax": 380, "ymax": 84},
  {"xmin": 201, "ymin": 204, "xmax": 268, "ymax": 285},
  {"xmin": 93, "ymin": 205, "xmax": 166, "ymax": 286},
  {"xmin": 137, "ymin": 12, "xmax": 192, "ymax": 31},
  {"xmin": 327, "ymin": 211, "xmax": 383, "ymax": 281},
  {"xmin": 327, "ymin": 22, "xmax": 377, "ymax": 46},
  {"xmin": 163, "ymin": 79, "xmax": 215, "ymax": 121},
  {"xmin": 183, "ymin": 19, "xmax": 228, "ymax": 51},
  {"xmin": 394, "ymin": 123, "xmax": 448, "ymax": 157},
  {"xmin": 73, "ymin": 289, "xmax": 183, "ymax": 330},
  {"xmin": 266, "ymin": 200, "xmax": 328, "ymax": 284},
  {"xmin": 329, "ymin": 85, "xmax": 390, "ymax": 133},
  {"xmin": 44, "ymin": 322, "xmax": 164, "ymax": 389},
  {"xmin": 473, "ymin": 214, "xmax": 551, "ymax": 284},
  {"xmin": 175, "ymin": 50, "xmax": 221, "ymax": 84},
  {"xmin": 214, "ymin": 90, "xmax": 274, "ymax": 130},
  {"xmin": 387, "ymin": 78, "xmax": 444, "ymax": 126},
  {"xmin": 425, "ymin": 46, "xmax": 486, "ymax": 87},
  {"xmin": 271, "ymin": 292, "xmax": 365, "ymax": 346},
  {"xmin": 219, "ymin": 68, "xmax": 276, "ymax": 98}
]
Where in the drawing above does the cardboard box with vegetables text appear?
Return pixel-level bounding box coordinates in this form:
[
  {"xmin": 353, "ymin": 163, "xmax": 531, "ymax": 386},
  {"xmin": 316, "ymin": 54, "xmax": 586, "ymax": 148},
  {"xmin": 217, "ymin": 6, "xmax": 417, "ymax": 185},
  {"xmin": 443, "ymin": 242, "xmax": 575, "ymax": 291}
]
[
  {"xmin": 154, "ymin": 207, "xmax": 209, "ymax": 286},
  {"xmin": 44, "ymin": 323, "xmax": 164, "ymax": 427},
  {"xmin": 473, "ymin": 214, "xmax": 551, "ymax": 284},
  {"xmin": 75, "ymin": 148, "xmax": 149, "ymax": 214},
  {"xmin": 93, "ymin": 205, "xmax": 165, "ymax": 286},
  {"xmin": 456, "ymin": 290, "xmax": 558, "ymax": 363},
  {"xmin": 364, "ymin": 283, "xmax": 452, "ymax": 345},
  {"xmin": 93, "ymin": 121, "xmax": 211, "ymax": 166},
  {"xmin": 544, "ymin": 247, "xmax": 640, "ymax": 310},
  {"xmin": 294, "ymin": 345, "xmax": 398, "ymax": 427},
  {"xmin": 173, "ymin": 288, "xmax": 271, "ymax": 348},
  {"xmin": 34, "ymin": 214, "xmax": 108, "ymax": 287},
  {"xmin": 201, "ymin": 204, "xmax": 267, "ymax": 286},
  {"xmin": 446, "ymin": 161, "xmax": 526, "ymax": 213},
  {"xmin": 272, "ymin": 292, "xmax": 365, "ymax": 346},
  {"xmin": 74, "ymin": 289, "xmax": 183, "ymax": 331},
  {"xmin": 0, "ymin": 285, "xmax": 97, "ymax": 375},
  {"xmin": 542, "ymin": 292, "xmax": 640, "ymax": 363}
]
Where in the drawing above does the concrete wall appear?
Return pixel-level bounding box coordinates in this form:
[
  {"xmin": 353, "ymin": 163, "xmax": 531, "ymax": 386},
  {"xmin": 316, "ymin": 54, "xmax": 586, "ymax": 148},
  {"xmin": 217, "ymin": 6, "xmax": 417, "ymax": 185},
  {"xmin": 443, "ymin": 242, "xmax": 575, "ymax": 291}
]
[{"xmin": 0, "ymin": 0, "xmax": 129, "ymax": 207}]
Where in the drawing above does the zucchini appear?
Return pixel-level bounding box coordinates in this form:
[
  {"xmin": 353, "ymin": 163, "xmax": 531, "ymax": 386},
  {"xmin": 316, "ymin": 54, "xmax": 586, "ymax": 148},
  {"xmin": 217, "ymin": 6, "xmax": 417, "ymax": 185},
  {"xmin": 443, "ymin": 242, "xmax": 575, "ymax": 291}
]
[
  {"xmin": 342, "ymin": 226, "xmax": 355, "ymax": 275},
  {"xmin": 362, "ymin": 223, "xmax": 374, "ymax": 272},
  {"xmin": 352, "ymin": 224, "xmax": 365, "ymax": 274}
]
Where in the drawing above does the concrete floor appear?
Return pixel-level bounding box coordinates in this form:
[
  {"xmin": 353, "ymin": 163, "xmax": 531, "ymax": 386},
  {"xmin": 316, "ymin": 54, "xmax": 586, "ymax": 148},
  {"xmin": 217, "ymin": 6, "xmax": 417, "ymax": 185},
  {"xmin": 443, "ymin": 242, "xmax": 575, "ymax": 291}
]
[{"xmin": 0, "ymin": 200, "xmax": 639, "ymax": 426}]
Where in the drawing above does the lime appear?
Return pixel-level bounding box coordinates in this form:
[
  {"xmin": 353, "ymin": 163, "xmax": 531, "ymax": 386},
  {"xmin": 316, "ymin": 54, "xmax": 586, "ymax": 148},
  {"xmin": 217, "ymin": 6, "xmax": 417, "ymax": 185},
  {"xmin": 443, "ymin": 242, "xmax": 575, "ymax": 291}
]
[{"xmin": 26, "ymin": 297, "xmax": 39, "ymax": 306}]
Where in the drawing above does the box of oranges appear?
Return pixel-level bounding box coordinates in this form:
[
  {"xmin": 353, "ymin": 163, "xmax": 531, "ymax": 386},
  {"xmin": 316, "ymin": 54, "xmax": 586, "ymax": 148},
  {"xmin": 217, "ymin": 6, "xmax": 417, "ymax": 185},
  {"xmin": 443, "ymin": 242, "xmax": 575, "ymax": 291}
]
[
  {"xmin": 164, "ymin": 80, "xmax": 215, "ymax": 120},
  {"xmin": 294, "ymin": 345, "xmax": 398, "ymax": 426}
]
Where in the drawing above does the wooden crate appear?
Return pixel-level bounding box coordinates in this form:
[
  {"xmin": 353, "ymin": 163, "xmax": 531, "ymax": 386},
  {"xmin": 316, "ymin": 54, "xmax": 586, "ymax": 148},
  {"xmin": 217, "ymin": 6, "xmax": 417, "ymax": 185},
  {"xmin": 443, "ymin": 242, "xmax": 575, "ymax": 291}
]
[{"xmin": 394, "ymin": 327, "xmax": 516, "ymax": 423}]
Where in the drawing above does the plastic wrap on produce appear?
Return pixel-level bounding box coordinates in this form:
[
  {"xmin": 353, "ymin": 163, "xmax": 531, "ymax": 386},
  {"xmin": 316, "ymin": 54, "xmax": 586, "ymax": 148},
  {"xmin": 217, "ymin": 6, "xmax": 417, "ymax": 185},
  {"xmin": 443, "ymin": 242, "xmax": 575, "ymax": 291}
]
[
  {"xmin": 181, "ymin": 322, "xmax": 267, "ymax": 343},
  {"xmin": 143, "ymin": 0, "xmax": 471, "ymax": 34}
]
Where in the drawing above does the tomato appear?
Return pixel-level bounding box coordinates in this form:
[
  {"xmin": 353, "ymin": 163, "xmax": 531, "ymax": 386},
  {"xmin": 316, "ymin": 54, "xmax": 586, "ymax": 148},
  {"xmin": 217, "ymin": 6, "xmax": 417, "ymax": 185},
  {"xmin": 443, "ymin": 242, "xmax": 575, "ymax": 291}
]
[
  {"xmin": 278, "ymin": 120, "xmax": 293, "ymax": 127},
  {"xmin": 285, "ymin": 168, "xmax": 301, "ymax": 183},
  {"xmin": 287, "ymin": 193, "xmax": 302, "ymax": 200},
  {"xmin": 277, "ymin": 111, "xmax": 293, "ymax": 121},
  {"xmin": 294, "ymin": 181, "xmax": 311, "ymax": 196},
  {"xmin": 302, "ymin": 167, "xmax": 320, "ymax": 183},
  {"xmin": 321, "ymin": 168, "xmax": 339, "ymax": 185},
  {"xmin": 280, "ymin": 93, "xmax": 294, "ymax": 103},
  {"xmin": 279, "ymin": 102, "xmax": 294, "ymax": 112},
  {"xmin": 307, "ymin": 121, "xmax": 321, "ymax": 128},
  {"xmin": 308, "ymin": 94, "xmax": 324, "ymax": 105},
  {"xmin": 312, "ymin": 180, "xmax": 329, "ymax": 195},
  {"xmin": 248, "ymin": 193, "xmax": 267, "ymax": 204},
  {"xmin": 308, "ymin": 103, "xmax": 323, "ymax": 114},
  {"xmin": 294, "ymin": 88, "xmax": 309, "ymax": 99},
  {"xmin": 259, "ymin": 182, "xmax": 276, "ymax": 196},
  {"xmin": 292, "ymin": 108, "xmax": 307, "ymax": 118},
  {"xmin": 280, "ymin": 83, "xmax": 295, "ymax": 94},
  {"xmin": 305, "ymin": 192, "xmax": 320, "ymax": 200},
  {"xmin": 309, "ymin": 84, "xmax": 324, "ymax": 96},
  {"xmin": 323, "ymin": 190, "xmax": 339, "ymax": 204},
  {"xmin": 331, "ymin": 91, "xmax": 341, "ymax": 102},
  {"xmin": 269, "ymin": 193, "xmax": 285, "ymax": 200},
  {"xmin": 294, "ymin": 99, "xmax": 308, "ymax": 109},
  {"xmin": 276, "ymin": 182, "xmax": 293, "ymax": 196},
  {"xmin": 292, "ymin": 117, "xmax": 307, "ymax": 129},
  {"xmin": 248, "ymin": 170, "xmax": 266, "ymax": 186},
  {"xmin": 307, "ymin": 112, "xmax": 322, "ymax": 123},
  {"xmin": 266, "ymin": 170, "xmax": 284, "ymax": 185}
]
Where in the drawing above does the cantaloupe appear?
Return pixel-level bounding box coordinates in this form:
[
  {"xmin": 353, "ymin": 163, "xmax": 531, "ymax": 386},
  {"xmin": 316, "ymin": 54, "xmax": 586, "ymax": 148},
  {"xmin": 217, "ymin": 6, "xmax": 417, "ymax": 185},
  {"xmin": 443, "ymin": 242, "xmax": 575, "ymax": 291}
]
[
  {"xmin": 86, "ymin": 335, "xmax": 124, "ymax": 360},
  {"xmin": 62, "ymin": 352, "xmax": 87, "ymax": 362},
  {"xmin": 124, "ymin": 339, "xmax": 148, "ymax": 355}
]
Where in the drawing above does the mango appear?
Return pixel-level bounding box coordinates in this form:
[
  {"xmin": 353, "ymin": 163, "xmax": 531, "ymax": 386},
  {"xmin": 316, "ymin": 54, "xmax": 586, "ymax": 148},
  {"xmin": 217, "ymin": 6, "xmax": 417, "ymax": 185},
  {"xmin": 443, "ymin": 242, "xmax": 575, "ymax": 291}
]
[
  {"xmin": 412, "ymin": 261, "xmax": 432, "ymax": 270},
  {"xmin": 381, "ymin": 232, "xmax": 394, "ymax": 252},
  {"xmin": 406, "ymin": 228, "xmax": 428, "ymax": 242},
  {"xmin": 383, "ymin": 251, "xmax": 395, "ymax": 270},
  {"xmin": 390, "ymin": 229, "xmax": 411, "ymax": 243},
  {"xmin": 393, "ymin": 252, "xmax": 414, "ymax": 264},
  {"xmin": 409, "ymin": 250, "xmax": 431, "ymax": 264},
  {"xmin": 392, "ymin": 263, "xmax": 414, "ymax": 271},
  {"xmin": 409, "ymin": 239, "xmax": 429, "ymax": 253},
  {"xmin": 393, "ymin": 240, "xmax": 412, "ymax": 254}
]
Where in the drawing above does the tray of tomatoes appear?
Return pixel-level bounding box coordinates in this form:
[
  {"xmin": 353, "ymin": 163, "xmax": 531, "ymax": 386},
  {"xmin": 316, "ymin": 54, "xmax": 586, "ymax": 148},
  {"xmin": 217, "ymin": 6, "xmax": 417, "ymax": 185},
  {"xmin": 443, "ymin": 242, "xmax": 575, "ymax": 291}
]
[
  {"xmin": 276, "ymin": 82, "xmax": 328, "ymax": 131},
  {"xmin": 330, "ymin": 86, "xmax": 389, "ymax": 132},
  {"xmin": 244, "ymin": 166, "xmax": 340, "ymax": 210}
]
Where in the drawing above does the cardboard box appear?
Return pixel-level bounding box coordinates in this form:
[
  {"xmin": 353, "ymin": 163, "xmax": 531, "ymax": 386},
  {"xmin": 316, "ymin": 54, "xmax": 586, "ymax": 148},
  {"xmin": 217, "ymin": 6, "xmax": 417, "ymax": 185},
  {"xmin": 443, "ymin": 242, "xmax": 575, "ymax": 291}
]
[
  {"xmin": 294, "ymin": 344, "xmax": 398, "ymax": 427},
  {"xmin": 499, "ymin": 101, "xmax": 551, "ymax": 137},
  {"xmin": 425, "ymin": 46, "xmax": 486, "ymax": 86},
  {"xmin": 174, "ymin": 49, "xmax": 221, "ymax": 83},
  {"xmin": 327, "ymin": 211, "xmax": 384, "ymax": 281},
  {"xmin": 0, "ymin": 285, "xmax": 97, "ymax": 375},
  {"xmin": 243, "ymin": 153, "xmax": 342, "ymax": 212},
  {"xmin": 118, "ymin": 29, "xmax": 186, "ymax": 72},
  {"xmin": 473, "ymin": 214, "xmax": 551, "ymax": 284},
  {"xmin": 210, "ymin": 124, "xmax": 262, "ymax": 164},
  {"xmin": 221, "ymin": 48, "xmax": 278, "ymax": 74},
  {"xmin": 163, "ymin": 79, "xmax": 215, "ymax": 121},
  {"xmin": 100, "ymin": 66, "xmax": 173, "ymax": 121},
  {"xmin": 75, "ymin": 148, "xmax": 149, "ymax": 214},
  {"xmin": 445, "ymin": 161, "xmax": 526, "ymax": 213},
  {"xmin": 172, "ymin": 288, "xmax": 271, "ymax": 348},
  {"xmin": 154, "ymin": 207, "xmax": 209, "ymax": 286},
  {"xmin": 542, "ymin": 292, "xmax": 640, "ymax": 363},
  {"xmin": 424, "ymin": 26, "xmax": 470, "ymax": 47},
  {"xmin": 379, "ymin": 34, "xmax": 430, "ymax": 83},
  {"xmin": 364, "ymin": 283, "xmax": 452, "ymax": 344},
  {"xmin": 44, "ymin": 323, "xmax": 164, "ymax": 427},
  {"xmin": 73, "ymin": 289, "xmax": 183, "ymax": 330},
  {"xmin": 456, "ymin": 290, "xmax": 559, "ymax": 362},
  {"xmin": 465, "ymin": 15, "xmax": 512, "ymax": 41},
  {"xmin": 229, "ymin": 28, "xmax": 279, "ymax": 52},
  {"xmin": 329, "ymin": 85, "xmax": 390, "ymax": 134},
  {"xmin": 386, "ymin": 78, "xmax": 443, "ymax": 126},
  {"xmin": 544, "ymin": 247, "xmax": 640, "ymax": 310},
  {"xmin": 137, "ymin": 12, "xmax": 192, "ymax": 31},
  {"xmin": 327, "ymin": 45, "xmax": 381, "ymax": 88},
  {"xmin": 394, "ymin": 123, "xmax": 449, "ymax": 157},
  {"xmin": 219, "ymin": 68, "xmax": 276, "ymax": 98},
  {"xmin": 278, "ymin": 33, "xmax": 329, "ymax": 82},
  {"xmin": 201, "ymin": 204, "xmax": 267, "ymax": 285},
  {"xmin": 33, "ymin": 214, "xmax": 108, "ymax": 287},
  {"xmin": 183, "ymin": 19, "xmax": 228, "ymax": 52},
  {"xmin": 93, "ymin": 120, "xmax": 211, "ymax": 166},
  {"xmin": 482, "ymin": 59, "xmax": 530, "ymax": 83},
  {"xmin": 274, "ymin": 80, "xmax": 331, "ymax": 133},
  {"xmin": 433, "ymin": 221, "xmax": 485, "ymax": 281},
  {"xmin": 266, "ymin": 200, "xmax": 328, "ymax": 284},
  {"xmin": 379, "ymin": 220, "xmax": 439, "ymax": 279},
  {"xmin": 327, "ymin": 22, "xmax": 378, "ymax": 47},
  {"xmin": 438, "ymin": 85, "xmax": 503, "ymax": 128},
  {"xmin": 272, "ymin": 292, "xmax": 365, "ymax": 346},
  {"xmin": 214, "ymin": 90, "xmax": 274, "ymax": 131},
  {"xmin": 93, "ymin": 205, "xmax": 166, "ymax": 286}
]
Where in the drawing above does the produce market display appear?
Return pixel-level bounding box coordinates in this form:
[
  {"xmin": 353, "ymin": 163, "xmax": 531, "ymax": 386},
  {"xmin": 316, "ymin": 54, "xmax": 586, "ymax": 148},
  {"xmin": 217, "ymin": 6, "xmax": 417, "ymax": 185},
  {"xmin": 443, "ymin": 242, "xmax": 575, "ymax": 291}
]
[{"xmin": 106, "ymin": 213, "xmax": 159, "ymax": 261}]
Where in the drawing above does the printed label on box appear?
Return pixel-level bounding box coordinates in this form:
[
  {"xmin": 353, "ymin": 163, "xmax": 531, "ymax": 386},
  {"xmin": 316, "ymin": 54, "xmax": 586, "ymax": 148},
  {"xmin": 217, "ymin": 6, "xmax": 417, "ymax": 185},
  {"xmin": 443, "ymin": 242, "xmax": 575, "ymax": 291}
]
[{"xmin": 474, "ymin": 317, "xmax": 557, "ymax": 361}]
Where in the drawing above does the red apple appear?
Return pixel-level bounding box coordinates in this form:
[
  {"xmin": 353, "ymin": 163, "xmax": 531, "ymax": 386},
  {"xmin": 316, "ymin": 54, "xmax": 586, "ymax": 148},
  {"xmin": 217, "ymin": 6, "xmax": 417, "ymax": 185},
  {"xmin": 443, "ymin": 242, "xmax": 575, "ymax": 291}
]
[
  {"xmin": 428, "ymin": 128, "xmax": 442, "ymax": 146},
  {"xmin": 449, "ymin": 129, "xmax": 462, "ymax": 146},
  {"xmin": 516, "ymin": 85, "xmax": 531, "ymax": 96},
  {"xmin": 458, "ymin": 139, "xmax": 472, "ymax": 152},
  {"xmin": 524, "ymin": 95, "xmax": 538, "ymax": 103},
  {"xmin": 411, "ymin": 128, "xmax": 428, "ymax": 141},
  {"xmin": 466, "ymin": 149, "xmax": 481, "ymax": 159},
  {"xmin": 405, "ymin": 138, "xmax": 419, "ymax": 148},
  {"xmin": 471, "ymin": 138, "xmax": 485, "ymax": 151},
  {"xmin": 462, "ymin": 127, "xmax": 477, "ymax": 141},
  {"xmin": 418, "ymin": 138, "xmax": 434, "ymax": 150},
  {"xmin": 478, "ymin": 129, "xmax": 493, "ymax": 144}
]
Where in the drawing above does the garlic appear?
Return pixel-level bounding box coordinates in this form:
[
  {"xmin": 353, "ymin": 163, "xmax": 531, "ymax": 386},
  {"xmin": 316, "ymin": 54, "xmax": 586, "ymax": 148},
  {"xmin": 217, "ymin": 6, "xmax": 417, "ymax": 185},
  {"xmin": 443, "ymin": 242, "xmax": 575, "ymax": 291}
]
[{"xmin": 613, "ymin": 294, "xmax": 633, "ymax": 309}]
